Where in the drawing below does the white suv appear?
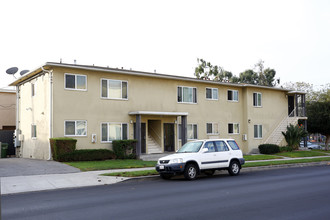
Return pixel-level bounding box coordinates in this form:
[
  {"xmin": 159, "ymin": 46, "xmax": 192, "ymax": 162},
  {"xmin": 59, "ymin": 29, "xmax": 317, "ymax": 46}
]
[{"xmin": 155, "ymin": 139, "xmax": 245, "ymax": 180}]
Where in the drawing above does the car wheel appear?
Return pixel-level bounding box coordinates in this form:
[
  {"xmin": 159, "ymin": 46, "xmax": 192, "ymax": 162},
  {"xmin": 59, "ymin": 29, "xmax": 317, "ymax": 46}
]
[
  {"xmin": 184, "ymin": 163, "xmax": 198, "ymax": 180},
  {"xmin": 160, "ymin": 173, "xmax": 172, "ymax": 180},
  {"xmin": 204, "ymin": 170, "xmax": 215, "ymax": 176},
  {"xmin": 228, "ymin": 161, "xmax": 240, "ymax": 176}
]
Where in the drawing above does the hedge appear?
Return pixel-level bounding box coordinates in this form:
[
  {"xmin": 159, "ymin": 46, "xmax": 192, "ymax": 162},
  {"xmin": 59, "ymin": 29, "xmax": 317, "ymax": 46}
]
[
  {"xmin": 50, "ymin": 138, "xmax": 77, "ymax": 161},
  {"xmin": 57, "ymin": 149, "xmax": 116, "ymax": 162},
  {"xmin": 258, "ymin": 144, "xmax": 280, "ymax": 154},
  {"xmin": 112, "ymin": 140, "xmax": 137, "ymax": 159}
]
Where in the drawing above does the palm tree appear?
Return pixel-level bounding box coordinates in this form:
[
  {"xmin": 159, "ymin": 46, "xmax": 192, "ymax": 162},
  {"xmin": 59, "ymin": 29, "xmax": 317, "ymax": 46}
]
[{"xmin": 282, "ymin": 124, "xmax": 308, "ymax": 150}]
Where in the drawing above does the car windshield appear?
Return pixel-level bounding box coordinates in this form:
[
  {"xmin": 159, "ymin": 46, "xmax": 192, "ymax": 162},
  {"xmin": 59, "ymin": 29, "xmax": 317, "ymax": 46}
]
[{"xmin": 177, "ymin": 141, "xmax": 203, "ymax": 153}]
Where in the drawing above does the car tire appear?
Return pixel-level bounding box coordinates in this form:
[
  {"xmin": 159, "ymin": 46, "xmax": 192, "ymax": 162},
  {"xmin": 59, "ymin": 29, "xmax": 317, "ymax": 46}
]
[
  {"xmin": 160, "ymin": 173, "xmax": 172, "ymax": 180},
  {"xmin": 204, "ymin": 170, "xmax": 215, "ymax": 176},
  {"xmin": 228, "ymin": 160, "xmax": 240, "ymax": 176},
  {"xmin": 184, "ymin": 163, "xmax": 198, "ymax": 180}
]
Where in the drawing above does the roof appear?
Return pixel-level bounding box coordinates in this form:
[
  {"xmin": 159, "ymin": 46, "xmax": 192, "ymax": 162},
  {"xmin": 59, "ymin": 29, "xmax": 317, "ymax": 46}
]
[
  {"xmin": 9, "ymin": 62, "xmax": 292, "ymax": 92},
  {"xmin": 0, "ymin": 88, "xmax": 16, "ymax": 94}
]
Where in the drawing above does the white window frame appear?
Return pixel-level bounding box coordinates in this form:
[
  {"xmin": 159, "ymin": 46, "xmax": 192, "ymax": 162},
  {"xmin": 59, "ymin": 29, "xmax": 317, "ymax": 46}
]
[
  {"xmin": 253, "ymin": 92, "xmax": 262, "ymax": 107},
  {"xmin": 227, "ymin": 89, "xmax": 239, "ymax": 102},
  {"xmin": 64, "ymin": 73, "xmax": 87, "ymax": 91},
  {"xmin": 254, "ymin": 124, "xmax": 263, "ymax": 139},
  {"xmin": 31, "ymin": 124, "xmax": 37, "ymax": 139},
  {"xmin": 206, "ymin": 123, "xmax": 219, "ymax": 135},
  {"xmin": 178, "ymin": 124, "xmax": 198, "ymax": 140},
  {"xmin": 177, "ymin": 86, "xmax": 197, "ymax": 104},
  {"xmin": 101, "ymin": 79, "xmax": 128, "ymax": 100},
  {"xmin": 64, "ymin": 120, "xmax": 87, "ymax": 136},
  {"xmin": 228, "ymin": 123, "xmax": 240, "ymax": 134},
  {"xmin": 101, "ymin": 122, "xmax": 129, "ymax": 143},
  {"xmin": 206, "ymin": 87, "xmax": 218, "ymax": 100}
]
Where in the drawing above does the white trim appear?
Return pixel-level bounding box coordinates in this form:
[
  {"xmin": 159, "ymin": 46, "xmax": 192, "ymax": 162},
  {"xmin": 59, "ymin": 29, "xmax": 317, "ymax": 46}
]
[
  {"xmin": 253, "ymin": 92, "xmax": 262, "ymax": 107},
  {"xmin": 228, "ymin": 123, "xmax": 240, "ymax": 135},
  {"xmin": 177, "ymin": 86, "xmax": 197, "ymax": 104},
  {"xmin": 227, "ymin": 89, "xmax": 239, "ymax": 102},
  {"xmin": 64, "ymin": 120, "xmax": 88, "ymax": 137},
  {"xmin": 205, "ymin": 87, "xmax": 218, "ymax": 100},
  {"xmin": 64, "ymin": 73, "xmax": 87, "ymax": 91},
  {"xmin": 254, "ymin": 124, "xmax": 263, "ymax": 139},
  {"xmin": 100, "ymin": 78, "xmax": 128, "ymax": 100},
  {"xmin": 206, "ymin": 122, "xmax": 219, "ymax": 135},
  {"xmin": 100, "ymin": 122, "xmax": 129, "ymax": 143}
]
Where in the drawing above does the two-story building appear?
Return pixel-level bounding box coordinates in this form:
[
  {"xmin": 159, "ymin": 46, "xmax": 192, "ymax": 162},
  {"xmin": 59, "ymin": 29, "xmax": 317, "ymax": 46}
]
[{"xmin": 9, "ymin": 62, "xmax": 307, "ymax": 160}]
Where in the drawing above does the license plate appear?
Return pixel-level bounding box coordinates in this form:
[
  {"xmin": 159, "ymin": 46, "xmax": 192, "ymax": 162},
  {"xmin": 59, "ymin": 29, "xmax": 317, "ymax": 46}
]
[{"xmin": 159, "ymin": 165, "xmax": 165, "ymax": 170}]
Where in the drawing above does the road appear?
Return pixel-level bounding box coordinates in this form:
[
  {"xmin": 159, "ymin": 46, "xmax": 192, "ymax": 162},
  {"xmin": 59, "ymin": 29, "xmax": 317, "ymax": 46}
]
[{"xmin": 2, "ymin": 165, "xmax": 330, "ymax": 220}]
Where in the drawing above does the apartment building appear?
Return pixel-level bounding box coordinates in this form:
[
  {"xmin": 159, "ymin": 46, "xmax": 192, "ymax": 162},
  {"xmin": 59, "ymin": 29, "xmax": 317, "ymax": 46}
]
[{"xmin": 10, "ymin": 62, "xmax": 307, "ymax": 160}]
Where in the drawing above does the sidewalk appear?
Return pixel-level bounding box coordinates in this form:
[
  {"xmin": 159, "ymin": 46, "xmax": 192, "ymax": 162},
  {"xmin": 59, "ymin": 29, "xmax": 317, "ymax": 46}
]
[{"xmin": 1, "ymin": 157, "xmax": 330, "ymax": 195}]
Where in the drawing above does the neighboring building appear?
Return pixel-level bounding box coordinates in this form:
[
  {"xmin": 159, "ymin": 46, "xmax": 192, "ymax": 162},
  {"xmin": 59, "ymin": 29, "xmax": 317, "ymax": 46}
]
[
  {"xmin": 0, "ymin": 88, "xmax": 16, "ymax": 156},
  {"xmin": 10, "ymin": 62, "xmax": 307, "ymax": 160}
]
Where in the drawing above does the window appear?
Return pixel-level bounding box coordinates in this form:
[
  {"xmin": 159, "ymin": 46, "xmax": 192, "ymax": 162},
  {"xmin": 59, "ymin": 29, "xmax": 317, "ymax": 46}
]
[
  {"xmin": 253, "ymin": 92, "xmax": 262, "ymax": 107},
  {"xmin": 206, "ymin": 123, "xmax": 219, "ymax": 135},
  {"xmin": 178, "ymin": 124, "xmax": 198, "ymax": 140},
  {"xmin": 228, "ymin": 123, "xmax": 239, "ymax": 134},
  {"xmin": 31, "ymin": 124, "xmax": 37, "ymax": 138},
  {"xmin": 65, "ymin": 120, "xmax": 87, "ymax": 136},
  {"xmin": 206, "ymin": 88, "xmax": 218, "ymax": 100},
  {"xmin": 101, "ymin": 79, "xmax": 128, "ymax": 100},
  {"xmin": 101, "ymin": 123, "xmax": 128, "ymax": 142},
  {"xmin": 227, "ymin": 140, "xmax": 240, "ymax": 150},
  {"xmin": 254, "ymin": 125, "xmax": 263, "ymax": 139},
  {"xmin": 31, "ymin": 83, "xmax": 35, "ymax": 97},
  {"xmin": 65, "ymin": 73, "xmax": 87, "ymax": 90},
  {"xmin": 178, "ymin": 86, "xmax": 197, "ymax": 103},
  {"xmin": 215, "ymin": 141, "xmax": 229, "ymax": 151},
  {"xmin": 227, "ymin": 90, "xmax": 238, "ymax": 101}
]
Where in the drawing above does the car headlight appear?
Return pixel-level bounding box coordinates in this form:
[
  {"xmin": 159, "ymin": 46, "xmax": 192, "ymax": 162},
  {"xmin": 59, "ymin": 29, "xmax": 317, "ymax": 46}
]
[{"xmin": 171, "ymin": 158, "xmax": 183, "ymax": 164}]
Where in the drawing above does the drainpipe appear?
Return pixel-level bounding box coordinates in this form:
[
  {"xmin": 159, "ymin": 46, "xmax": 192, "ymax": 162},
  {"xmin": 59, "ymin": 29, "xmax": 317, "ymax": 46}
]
[{"xmin": 41, "ymin": 67, "xmax": 53, "ymax": 160}]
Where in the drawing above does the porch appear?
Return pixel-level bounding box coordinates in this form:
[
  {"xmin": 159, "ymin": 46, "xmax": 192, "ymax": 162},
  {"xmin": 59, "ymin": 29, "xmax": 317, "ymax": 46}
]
[{"xmin": 129, "ymin": 111, "xmax": 189, "ymax": 158}]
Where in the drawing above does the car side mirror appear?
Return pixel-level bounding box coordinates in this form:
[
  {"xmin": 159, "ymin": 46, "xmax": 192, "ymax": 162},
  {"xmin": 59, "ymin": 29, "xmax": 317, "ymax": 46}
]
[{"xmin": 202, "ymin": 148, "xmax": 208, "ymax": 153}]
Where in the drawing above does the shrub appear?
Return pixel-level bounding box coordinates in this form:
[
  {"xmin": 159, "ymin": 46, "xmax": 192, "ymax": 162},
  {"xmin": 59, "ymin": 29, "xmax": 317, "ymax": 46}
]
[
  {"xmin": 50, "ymin": 138, "xmax": 77, "ymax": 161},
  {"xmin": 258, "ymin": 144, "xmax": 280, "ymax": 154},
  {"xmin": 282, "ymin": 124, "xmax": 308, "ymax": 150},
  {"xmin": 279, "ymin": 146, "xmax": 293, "ymax": 152},
  {"xmin": 57, "ymin": 149, "xmax": 116, "ymax": 162},
  {"xmin": 112, "ymin": 140, "xmax": 137, "ymax": 159}
]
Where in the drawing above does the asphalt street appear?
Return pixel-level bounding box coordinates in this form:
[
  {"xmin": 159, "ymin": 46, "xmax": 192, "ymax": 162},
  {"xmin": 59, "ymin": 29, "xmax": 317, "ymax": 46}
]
[{"xmin": 2, "ymin": 165, "xmax": 330, "ymax": 220}]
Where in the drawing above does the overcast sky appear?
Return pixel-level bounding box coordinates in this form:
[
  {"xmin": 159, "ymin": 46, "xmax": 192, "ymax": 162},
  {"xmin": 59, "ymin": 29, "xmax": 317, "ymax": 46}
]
[{"xmin": 1, "ymin": 0, "xmax": 329, "ymax": 89}]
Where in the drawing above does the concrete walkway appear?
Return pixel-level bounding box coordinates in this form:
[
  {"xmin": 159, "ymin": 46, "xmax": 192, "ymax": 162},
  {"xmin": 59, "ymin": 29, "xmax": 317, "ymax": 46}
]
[{"xmin": 1, "ymin": 156, "xmax": 330, "ymax": 195}]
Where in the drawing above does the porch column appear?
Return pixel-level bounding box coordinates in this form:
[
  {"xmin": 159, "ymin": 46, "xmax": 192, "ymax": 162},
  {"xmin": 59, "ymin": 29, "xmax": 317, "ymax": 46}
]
[
  {"xmin": 181, "ymin": 115, "xmax": 187, "ymax": 145},
  {"xmin": 135, "ymin": 114, "xmax": 141, "ymax": 159},
  {"xmin": 295, "ymin": 94, "xmax": 298, "ymax": 117},
  {"xmin": 302, "ymin": 94, "xmax": 306, "ymax": 117}
]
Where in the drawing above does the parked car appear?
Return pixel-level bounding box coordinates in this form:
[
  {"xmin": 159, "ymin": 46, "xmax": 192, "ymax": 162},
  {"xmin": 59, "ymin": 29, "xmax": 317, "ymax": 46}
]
[
  {"xmin": 300, "ymin": 141, "xmax": 322, "ymax": 149},
  {"xmin": 155, "ymin": 139, "xmax": 245, "ymax": 180}
]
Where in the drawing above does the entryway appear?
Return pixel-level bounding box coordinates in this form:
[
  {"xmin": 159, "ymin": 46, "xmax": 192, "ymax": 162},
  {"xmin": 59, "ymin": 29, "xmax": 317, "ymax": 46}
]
[{"xmin": 164, "ymin": 123, "xmax": 175, "ymax": 152}]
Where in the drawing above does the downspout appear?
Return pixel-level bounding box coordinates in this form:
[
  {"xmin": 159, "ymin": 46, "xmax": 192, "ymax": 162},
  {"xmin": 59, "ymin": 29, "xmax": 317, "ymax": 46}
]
[{"xmin": 41, "ymin": 67, "xmax": 53, "ymax": 160}]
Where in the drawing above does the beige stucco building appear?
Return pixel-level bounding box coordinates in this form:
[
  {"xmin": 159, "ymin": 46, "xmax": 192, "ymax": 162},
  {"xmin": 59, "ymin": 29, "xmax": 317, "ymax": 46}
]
[
  {"xmin": 0, "ymin": 89, "xmax": 16, "ymax": 130},
  {"xmin": 10, "ymin": 62, "xmax": 307, "ymax": 160}
]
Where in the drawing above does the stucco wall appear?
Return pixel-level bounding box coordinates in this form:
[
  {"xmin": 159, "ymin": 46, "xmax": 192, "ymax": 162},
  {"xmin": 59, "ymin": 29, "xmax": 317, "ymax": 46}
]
[
  {"xmin": 50, "ymin": 67, "xmax": 289, "ymax": 153},
  {"xmin": 18, "ymin": 73, "xmax": 50, "ymax": 159}
]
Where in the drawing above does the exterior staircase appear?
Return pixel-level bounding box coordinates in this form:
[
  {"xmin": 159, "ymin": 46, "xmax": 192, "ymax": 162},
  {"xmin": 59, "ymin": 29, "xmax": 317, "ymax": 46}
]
[
  {"xmin": 147, "ymin": 134, "xmax": 162, "ymax": 154},
  {"xmin": 264, "ymin": 115, "xmax": 299, "ymax": 146}
]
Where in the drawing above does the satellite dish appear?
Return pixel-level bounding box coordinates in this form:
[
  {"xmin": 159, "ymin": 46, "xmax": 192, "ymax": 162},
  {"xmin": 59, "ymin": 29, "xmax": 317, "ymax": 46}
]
[
  {"xmin": 20, "ymin": 70, "xmax": 29, "ymax": 75},
  {"xmin": 6, "ymin": 67, "xmax": 18, "ymax": 75}
]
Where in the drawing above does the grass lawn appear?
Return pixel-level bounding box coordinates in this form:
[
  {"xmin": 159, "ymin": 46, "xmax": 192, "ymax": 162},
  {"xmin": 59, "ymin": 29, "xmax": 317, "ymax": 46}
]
[
  {"xmin": 65, "ymin": 159, "xmax": 157, "ymax": 171},
  {"xmin": 244, "ymin": 155, "xmax": 282, "ymax": 161},
  {"xmin": 275, "ymin": 151, "xmax": 328, "ymax": 158},
  {"xmin": 243, "ymin": 157, "xmax": 330, "ymax": 167},
  {"xmin": 102, "ymin": 169, "xmax": 158, "ymax": 177}
]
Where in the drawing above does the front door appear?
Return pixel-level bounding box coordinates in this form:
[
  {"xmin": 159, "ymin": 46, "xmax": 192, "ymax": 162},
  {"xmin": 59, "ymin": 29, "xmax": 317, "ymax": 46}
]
[
  {"xmin": 134, "ymin": 123, "xmax": 146, "ymax": 154},
  {"xmin": 164, "ymin": 123, "xmax": 175, "ymax": 152}
]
